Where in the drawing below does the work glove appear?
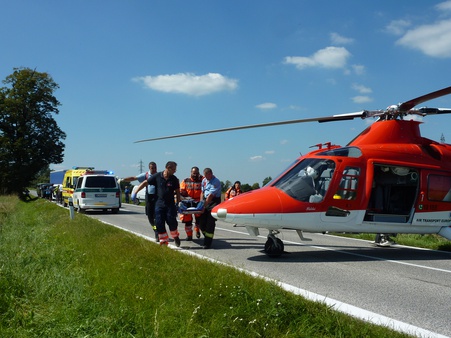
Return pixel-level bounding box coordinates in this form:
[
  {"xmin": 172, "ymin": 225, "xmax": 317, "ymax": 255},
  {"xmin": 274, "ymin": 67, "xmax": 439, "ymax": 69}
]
[
  {"xmin": 178, "ymin": 201, "xmax": 186, "ymax": 213},
  {"xmin": 196, "ymin": 200, "xmax": 205, "ymax": 211}
]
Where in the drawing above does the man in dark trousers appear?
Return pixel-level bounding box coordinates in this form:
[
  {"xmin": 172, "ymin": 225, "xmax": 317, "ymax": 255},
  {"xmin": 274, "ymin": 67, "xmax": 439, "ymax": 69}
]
[
  {"xmin": 135, "ymin": 161, "xmax": 182, "ymax": 247},
  {"xmin": 122, "ymin": 161, "xmax": 158, "ymax": 241},
  {"xmin": 199, "ymin": 167, "xmax": 222, "ymax": 249}
]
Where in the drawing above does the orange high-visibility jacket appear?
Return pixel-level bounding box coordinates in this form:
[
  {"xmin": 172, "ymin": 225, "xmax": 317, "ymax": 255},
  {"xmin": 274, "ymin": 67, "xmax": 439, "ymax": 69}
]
[{"xmin": 180, "ymin": 176, "xmax": 203, "ymax": 201}]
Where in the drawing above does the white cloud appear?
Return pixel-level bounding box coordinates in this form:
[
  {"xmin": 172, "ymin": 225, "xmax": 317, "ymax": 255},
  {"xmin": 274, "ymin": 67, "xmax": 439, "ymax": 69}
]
[
  {"xmin": 385, "ymin": 19, "xmax": 411, "ymax": 36},
  {"xmin": 352, "ymin": 64, "xmax": 366, "ymax": 75},
  {"xmin": 436, "ymin": 0, "xmax": 451, "ymax": 12},
  {"xmin": 265, "ymin": 150, "xmax": 275, "ymax": 155},
  {"xmin": 250, "ymin": 155, "xmax": 265, "ymax": 162},
  {"xmin": 326, "ymin": 78, "xmax": 337, "ymax": 85},
  {"xmin": 280, "ymin": 139, "xmax": 288, "ymax": 145},
  {"xmin": 256, "ymin": 102, "xmax": 277, "ymax": 110},
  {"xmin": 396, "ymin": 19, "xmax": 451, "ymax": 58},
  {"xmin": 352, "ymin": 96, "xmax": 373, "ymax": 104},
  {"xmin": 330, "ymin": 32, "xmax": 354, "ymax": 45},
  {"xmin": 403, "ymin": 114, "xmax": 423, "ymax": 122},
  {"xmin": 133, "ymin": 72, "xmax": 238, "ymax": 96},
  {"xmin": 284, "ymin": 46, "xmax": 351, "ymax": 70},
  {"xmin": 352, "ymin": 84, "xmax": 372, "ymax": 94}
]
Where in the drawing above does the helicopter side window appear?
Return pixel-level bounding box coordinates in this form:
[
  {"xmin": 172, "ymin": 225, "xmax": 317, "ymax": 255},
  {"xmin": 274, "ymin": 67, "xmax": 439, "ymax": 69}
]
[
  {"xmin": 428, "ymin": 175, "xmax": 451, "ymax": 202},
  {"xmin": 274, "ymin": 159, "xmax": 335, "ymax": 202},
  {"xmin": 335, "ymin": 167, "xmax": 360, "ymax": 200},
  {"xmin": 317, "ymin": 146, "xmax": 362, "ymax": 158}
]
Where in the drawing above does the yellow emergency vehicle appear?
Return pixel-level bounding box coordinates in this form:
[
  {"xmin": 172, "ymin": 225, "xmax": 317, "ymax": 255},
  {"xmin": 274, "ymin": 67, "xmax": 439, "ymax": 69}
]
[{"xmin": 62, "ymin": 167, "xmax": 94, "ymax": 206}]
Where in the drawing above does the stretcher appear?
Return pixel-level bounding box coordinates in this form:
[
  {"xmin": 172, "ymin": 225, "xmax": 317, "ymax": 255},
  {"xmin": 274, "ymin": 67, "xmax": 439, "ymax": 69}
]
[{"xmin": 179, "ymin": 199, "xmax": 204, "ymax": 214}]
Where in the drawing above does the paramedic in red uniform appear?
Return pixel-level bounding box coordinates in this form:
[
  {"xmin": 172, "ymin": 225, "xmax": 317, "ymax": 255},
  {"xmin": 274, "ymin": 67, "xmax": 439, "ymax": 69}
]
[{"xmin": 179, "ymin": 166, "xmax": 203, "ymax": 240}]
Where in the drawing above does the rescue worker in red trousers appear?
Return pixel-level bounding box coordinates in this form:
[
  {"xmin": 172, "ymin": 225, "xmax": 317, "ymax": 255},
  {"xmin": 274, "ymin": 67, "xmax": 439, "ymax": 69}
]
[
  {"xmin": 135, "ymin": 161, "xmax": 182, "ymax": 247},
  {"xmin": 179, "ymin": 166, "xmax": 203, "ymax": 240},
  {"xmin": 198, "ymin": 168, "xmax": 222, "ymax": 249}
]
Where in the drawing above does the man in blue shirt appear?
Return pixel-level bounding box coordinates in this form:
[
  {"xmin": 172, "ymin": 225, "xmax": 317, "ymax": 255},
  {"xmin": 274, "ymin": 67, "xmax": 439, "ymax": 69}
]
[
  {"xmin": 122, "ymin": 162, "xmax": 158, "ymax": 241},
  {"xmin": 199, "ymin": 167, "xmax": 222, "ymax": 249}
]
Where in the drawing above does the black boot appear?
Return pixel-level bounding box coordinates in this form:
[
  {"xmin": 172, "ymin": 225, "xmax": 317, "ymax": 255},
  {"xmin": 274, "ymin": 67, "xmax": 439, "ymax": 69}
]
[{"xmin": 203, "ymin": 236, "xmax": 213, "ymax": 249}]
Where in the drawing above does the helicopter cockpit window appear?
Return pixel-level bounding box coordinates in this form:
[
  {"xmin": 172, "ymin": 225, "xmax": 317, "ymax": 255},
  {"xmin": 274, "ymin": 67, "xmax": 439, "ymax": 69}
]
[
  {"xmin": 274, "ymin": 159, "xmax": 335, "ymax": 202},
  {"xmin": 317, "ymin": 146, "xmax": 362, "ymax": 158}
]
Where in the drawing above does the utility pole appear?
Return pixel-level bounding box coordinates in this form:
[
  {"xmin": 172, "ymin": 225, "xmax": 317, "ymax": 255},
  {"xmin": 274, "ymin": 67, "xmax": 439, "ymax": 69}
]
[
  {"xmin": 139, "ymin": 159, "xmax": 144, "ymax": 173},
  {"xmin": 441, "ymin": 133, "xmax": 446, "ymax": 144}
]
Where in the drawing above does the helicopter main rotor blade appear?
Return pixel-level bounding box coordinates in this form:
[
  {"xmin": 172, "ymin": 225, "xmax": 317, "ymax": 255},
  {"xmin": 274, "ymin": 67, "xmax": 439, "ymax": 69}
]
[
  {"xmin": 399, "ymin": 86, "xmax": 451, "ymax": 112},
  {"xmin": 418, "ymin": 107, "xmax": 451, "ymax": 116},
  {"xmin": 134, "ymin": 111, "xmax": 366, "ymax": 143}
]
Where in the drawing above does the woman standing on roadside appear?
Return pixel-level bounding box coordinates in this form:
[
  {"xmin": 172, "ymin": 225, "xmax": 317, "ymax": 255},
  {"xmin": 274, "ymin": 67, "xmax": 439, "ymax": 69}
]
[{"xmin": 225, "ymin": 181, "xmax": 242, "ymax": 200}]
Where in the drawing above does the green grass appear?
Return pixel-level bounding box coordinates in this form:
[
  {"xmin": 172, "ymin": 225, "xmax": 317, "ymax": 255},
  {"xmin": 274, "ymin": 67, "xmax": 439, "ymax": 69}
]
[
  {"xmin": 0, "ymin": 196, "xmax": 411, "ymax": 337},
  {"xmin": 333, "ymin": 232, "xmax": 451, "ymax": 251}
]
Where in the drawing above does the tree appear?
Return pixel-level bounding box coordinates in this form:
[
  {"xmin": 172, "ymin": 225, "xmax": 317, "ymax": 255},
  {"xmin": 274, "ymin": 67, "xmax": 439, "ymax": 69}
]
[
  {"xmin": 251, "ymin": 182, "xmax": 260, "ymax": 190},
  {"xmin": 221, "ymin": 180, "xmax": 231, "ymax": 193},
  {"xmin": 0, "ymin": 68, "xmax": 66, "ymax": 196},
  {"xmin": 241, "ymin": 183, "xmax": 252, "ymax": 192},
  {"xmin": 262, "ymin": 176, "xmax": 272, "ymax": 186}
]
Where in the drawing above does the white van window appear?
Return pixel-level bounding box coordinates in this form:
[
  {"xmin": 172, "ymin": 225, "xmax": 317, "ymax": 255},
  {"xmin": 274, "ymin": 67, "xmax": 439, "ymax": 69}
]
[{"xmin": 85, "ymin": 176, "xmax": 116, "ymax": 188}]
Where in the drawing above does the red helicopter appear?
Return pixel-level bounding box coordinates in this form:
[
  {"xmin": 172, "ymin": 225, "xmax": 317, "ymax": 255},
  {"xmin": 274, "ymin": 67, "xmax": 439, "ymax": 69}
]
[{"xmin": 136, "ymin": 86, "xmax": 451, "ymax": 256}]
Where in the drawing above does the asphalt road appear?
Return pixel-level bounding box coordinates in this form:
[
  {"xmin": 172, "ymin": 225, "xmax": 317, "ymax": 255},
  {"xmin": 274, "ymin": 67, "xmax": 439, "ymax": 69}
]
[{"xmin": 79, "ymin": 203, "xmax": 451, "ymax": 338}]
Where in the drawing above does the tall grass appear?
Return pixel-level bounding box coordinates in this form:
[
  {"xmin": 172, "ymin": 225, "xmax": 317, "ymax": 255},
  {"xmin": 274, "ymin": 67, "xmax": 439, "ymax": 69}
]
[
  {"xmin": 0, "ymin": 196, "xmax": 410, "ymax": 337},
  {"xmin": 335, "ymin": 232, "xmax": 451, "ymax": 251}
]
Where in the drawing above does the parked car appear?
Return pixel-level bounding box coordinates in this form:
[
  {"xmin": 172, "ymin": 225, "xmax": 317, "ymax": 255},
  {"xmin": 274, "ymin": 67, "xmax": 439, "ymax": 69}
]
[
  {"xmin": 73, "ymin": 174, "xmax": 121, "ymax": 213},
  {"xmin": 131, "ymin": 185, "xmax": 146, "ymax": 204}
]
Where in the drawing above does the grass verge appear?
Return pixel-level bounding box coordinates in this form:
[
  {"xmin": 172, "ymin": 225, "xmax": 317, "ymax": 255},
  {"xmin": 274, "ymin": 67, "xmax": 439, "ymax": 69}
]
[
  {"xmin": 333, "ymin": 232, "xmax": 451, "ymax": 251},
  {"xmin": 0, "ymin": 196, "xmax": 410, "ymax": 337}
]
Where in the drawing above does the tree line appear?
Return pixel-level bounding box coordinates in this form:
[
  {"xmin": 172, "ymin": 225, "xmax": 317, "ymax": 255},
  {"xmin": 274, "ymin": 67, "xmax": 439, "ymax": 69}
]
[{"xmin": 220, "ymin": 177, "xmax": 272, "ymax": 193}]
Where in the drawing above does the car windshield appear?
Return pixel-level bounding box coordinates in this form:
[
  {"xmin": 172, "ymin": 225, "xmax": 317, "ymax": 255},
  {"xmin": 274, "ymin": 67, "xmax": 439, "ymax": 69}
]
[{"xmin": 85, "ymin": 176, "xmax": 116, "ymax": 188}]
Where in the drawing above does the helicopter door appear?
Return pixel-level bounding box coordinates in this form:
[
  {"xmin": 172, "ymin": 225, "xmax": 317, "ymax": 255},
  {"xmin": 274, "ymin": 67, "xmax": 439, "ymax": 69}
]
[
  {"xmin": 320, "ymin": 166, "xmax": 363, "ymax": 223},
  {"xmin": 364, "ymin": 165, "xmax": 419, "ymax": 223}
]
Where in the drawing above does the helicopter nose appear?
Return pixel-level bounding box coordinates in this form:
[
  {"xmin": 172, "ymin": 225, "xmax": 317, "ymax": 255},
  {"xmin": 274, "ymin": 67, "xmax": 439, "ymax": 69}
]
[{"xmin": 212, "ymin": 186, "xmax": 287, "ymax": 220}]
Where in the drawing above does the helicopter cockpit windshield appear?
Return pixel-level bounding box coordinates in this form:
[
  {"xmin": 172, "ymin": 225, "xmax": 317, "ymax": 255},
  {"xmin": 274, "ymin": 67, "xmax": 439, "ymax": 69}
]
[{"xmin": 274, "ymin": 159, "xmax": 336, "ymax": 202}]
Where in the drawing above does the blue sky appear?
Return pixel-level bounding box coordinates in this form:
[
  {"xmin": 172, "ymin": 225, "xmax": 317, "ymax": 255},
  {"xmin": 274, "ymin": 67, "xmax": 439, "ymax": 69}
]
[{"xmin": 2, "ymin": 1, "xmax": 451, "ymax": 185}]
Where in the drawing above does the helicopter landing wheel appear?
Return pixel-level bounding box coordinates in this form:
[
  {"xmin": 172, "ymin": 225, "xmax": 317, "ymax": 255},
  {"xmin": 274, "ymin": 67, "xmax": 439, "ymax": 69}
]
[{"xmin": 264, "ymin": 232, "xmax": 284, "ymax": 257}]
